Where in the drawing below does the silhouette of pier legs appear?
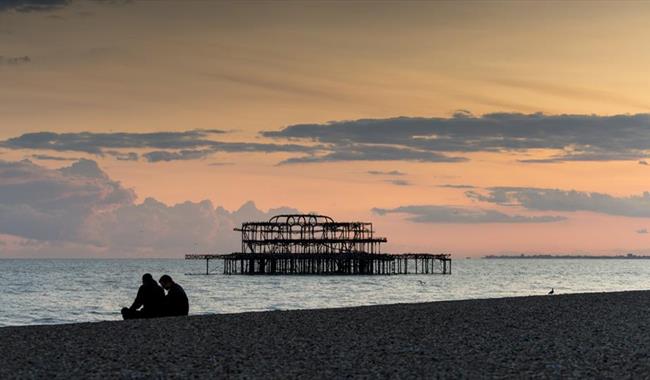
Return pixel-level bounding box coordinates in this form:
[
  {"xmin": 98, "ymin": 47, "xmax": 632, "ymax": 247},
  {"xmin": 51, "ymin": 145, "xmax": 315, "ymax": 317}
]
[{"xmin": 187, "ymin": 253, "xmax": 451, "ymax": 275}]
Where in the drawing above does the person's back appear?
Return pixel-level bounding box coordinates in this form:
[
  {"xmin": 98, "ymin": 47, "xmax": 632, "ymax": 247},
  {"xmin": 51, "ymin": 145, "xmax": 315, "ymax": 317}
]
[
  {"xmin": 122, "ymin": 273, "xmax": 165, "ymax": 319},
  {"xmin": 159, "ymin": 275, "xmax": 189, "ymax": 317},
  {"xmin": 167, "ymin": 282, "xmax": 189, "ymax": 316},
  {"xmin": 137, "ymin": 278, "xmax": 165, "ymax": 317}
]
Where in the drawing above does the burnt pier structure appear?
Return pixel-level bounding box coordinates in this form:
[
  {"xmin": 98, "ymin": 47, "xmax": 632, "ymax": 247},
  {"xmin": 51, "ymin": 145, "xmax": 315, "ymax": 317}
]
[{"xmin": 186, "ymin": 214, "xmax": 451, "ymax": 275}]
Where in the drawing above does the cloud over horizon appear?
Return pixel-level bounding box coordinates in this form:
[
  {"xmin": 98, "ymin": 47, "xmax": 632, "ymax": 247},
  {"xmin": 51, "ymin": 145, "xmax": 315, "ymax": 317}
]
[
  {"xmin": 467, "ymin": 187, "xmax": 650, "ymax": 218},
  {"xmin": 373, "ymin": 184, "xmax": 650, "ymax": 225},
  {"xmin": 0, "ymin": 159, "xmax": 299, "ymax": 257},
  {"xmin": 0, "ymin": 159, "xmax": 135, "ymax": 242}
]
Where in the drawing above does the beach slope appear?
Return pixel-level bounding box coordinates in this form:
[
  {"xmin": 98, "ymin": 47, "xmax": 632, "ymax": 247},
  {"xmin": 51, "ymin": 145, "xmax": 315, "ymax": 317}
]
[{"xmin": 2, "ymin": 291, "xmax": 650, "ymax": 378}]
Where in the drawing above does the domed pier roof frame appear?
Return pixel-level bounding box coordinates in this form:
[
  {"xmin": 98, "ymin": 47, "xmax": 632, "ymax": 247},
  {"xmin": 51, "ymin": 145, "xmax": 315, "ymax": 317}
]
[
  {"xmin": 236, "ymin": 214, "xmax": 387, "ymax": 256},
  {"xmin": 186, "ymin": 214, "xmax": 451, "ymax": 275}
]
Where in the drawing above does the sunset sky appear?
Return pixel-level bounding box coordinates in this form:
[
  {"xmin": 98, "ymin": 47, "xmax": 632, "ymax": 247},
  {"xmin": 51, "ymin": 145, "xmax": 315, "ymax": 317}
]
[{"xmin": 1, "ymin": 0, "xmax": 650, "ymax": 257}]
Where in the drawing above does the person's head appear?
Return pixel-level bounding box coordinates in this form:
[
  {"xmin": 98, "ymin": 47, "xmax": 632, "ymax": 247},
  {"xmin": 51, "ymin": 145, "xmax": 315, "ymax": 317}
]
[
  {"xmin": 159, "ymin": 274, "xmax": 174, "ymax": 290},
  {"xmin": 142, "ymin": 273, "xmax": 154, "ymax": 285}
]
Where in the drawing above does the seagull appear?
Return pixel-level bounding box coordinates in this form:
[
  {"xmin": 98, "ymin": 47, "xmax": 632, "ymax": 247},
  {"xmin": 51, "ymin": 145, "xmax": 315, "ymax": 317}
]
[
  {"xmin": 548, "ymin": 288, "xmax": 554, "ymax": 295},
  {"xmin": 417, "ymin": 280, "xmax": 426, "ymax": 286}
]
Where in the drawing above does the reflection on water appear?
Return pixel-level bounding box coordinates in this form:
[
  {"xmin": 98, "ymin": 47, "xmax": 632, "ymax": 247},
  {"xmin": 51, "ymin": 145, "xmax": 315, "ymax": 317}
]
[{"xmin": 1, "ymin": 258, "xmax": 650, "ymax": 326}]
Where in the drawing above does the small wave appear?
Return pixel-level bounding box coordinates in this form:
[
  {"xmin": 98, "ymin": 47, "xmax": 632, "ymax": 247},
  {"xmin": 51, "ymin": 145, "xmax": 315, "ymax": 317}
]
[
  {"xmin": 87, "ymin": 310, "xmax": 114, "ymax": 316},
  {"xmin": 268, "ymin": 304, "xmax": 290, "ymax": 311},
  {"xmin": 31, "ymin": 317, "xmax": 66, "ymax": 325}
]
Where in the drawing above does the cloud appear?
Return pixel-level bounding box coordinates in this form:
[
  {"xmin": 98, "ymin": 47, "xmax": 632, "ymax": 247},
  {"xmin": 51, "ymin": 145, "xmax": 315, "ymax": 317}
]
[
  {"xmin": 0, "ymin": 130, "xmax": 226, "ymax": 154},
  {"xmin": 105, "ymin": 151, "xmax": 138, "ymax": 161},
  {"xmin": 31, "ymin": 154, "xmax": 79, "ymax": 161},
  {"xmin": 467, "ymin": 187, "xmax": 650, "ymax": 218},
  {"xmin": 367, "ymin": 170, "xmax": 405, "ymax": 176},
  {"xmin": 372, "ymin": 205, "xmax": 565, "ymax": 224},
  {"xmin": 8, "ymin": 112, "xmax": 650, "ymax": 165},
  {"xmin": 385, "ymin": 179, "xmax": 410, "ymax": 186},
  {"xmin": 0, "ymin": 130, "xmax": 315, "ymax": 162},
  {"xmin": 263, "ymin": 112, "xmax": 650, "ymax": 163},
  {"xmin": 0, "ymin": 159, "xmax": 135, "ymax": 241},
  {"xmin": 0, "ymin": 159, "xmax": 300, "ymax": 257},
  {"xmin": 0, "ymin": 0, "xmax": 69, "ymax": 12},
  {"xmin": 637, "ymin": 229, "xmax": 648, "ymax": 234},
  {"xmin": 142, "ymin": 149, "xmax": 212, "ymax": 162},
  {"xmin": 438, "ymin": 184, "xmax": 476, "ymax": 189},
  {"xmin": 0, "ymin": 56, "xmax": 31, "ymax": 65},
  {"xmin": 367, "ymin": 169, "xmax": 412, "ymax": 185},
  {"xmin": 519, "ymin": 150, "xmax": 647, "ymax": 164},
  {"xmin": 517, "ymin": 158, "xmax": 562, "ymax": 164},
  {"xmin": 278, "ymin": 144, "xmax": 465, "ymax": 165},
  {"xmin": 207, "ymin": 162, "xmax": 234, "ymax": 166},
  {"xmin": 86, "ymin": 199, "xmax": 299, "ymax": 255}
]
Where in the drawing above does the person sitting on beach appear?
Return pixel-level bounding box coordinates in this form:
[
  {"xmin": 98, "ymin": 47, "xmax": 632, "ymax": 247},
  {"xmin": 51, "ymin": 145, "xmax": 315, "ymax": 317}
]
[
  {"xmin": 158, "ymin": 274, "xmax": 189, "ymax": 317},
  {"xmin": 121, "ymin": 273, "xmax": 165, "ymax": 320}
]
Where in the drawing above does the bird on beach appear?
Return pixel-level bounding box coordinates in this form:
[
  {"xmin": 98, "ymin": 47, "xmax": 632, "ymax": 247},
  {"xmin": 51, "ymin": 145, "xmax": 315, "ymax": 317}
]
[{"xmin": 548, "ymin": 288, "xmax": 554, "ymax": 295}]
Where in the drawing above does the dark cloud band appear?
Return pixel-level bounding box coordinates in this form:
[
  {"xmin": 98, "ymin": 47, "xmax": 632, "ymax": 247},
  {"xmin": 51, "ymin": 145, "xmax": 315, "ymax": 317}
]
[
  {"xmin": 264, "ymin": 112, "xmax": 650, "ymax": 163},
  {"xmin": 0, "ymin": 0, "xmax": 69, "ymax": 12},
  {"xmin": 467, "ymin": 187, "xmax": 650, "ymax": 218},
  {"xmin": 0, "ymin": 130, "xmax": 315, "ymax": 162},
  {"xmin": 4, "ymin": 112, "xmax": 650, "ymax": 164},
  {"xmin": 1, "ymin": 130, "xmax": 227, "ymax": 154},
  {"xmin": 372, "ymin": 205, "xmax": 565, "ymax": 224}
]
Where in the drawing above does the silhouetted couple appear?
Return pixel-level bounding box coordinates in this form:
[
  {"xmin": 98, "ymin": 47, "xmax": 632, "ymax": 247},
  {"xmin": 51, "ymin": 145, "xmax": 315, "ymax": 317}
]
[{"xmin": 121, "ymin": 274, "xmax": 188, "ymax": 320}]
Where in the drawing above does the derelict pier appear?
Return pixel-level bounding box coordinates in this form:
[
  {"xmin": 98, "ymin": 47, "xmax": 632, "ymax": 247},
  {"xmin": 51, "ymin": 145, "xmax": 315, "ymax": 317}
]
[{"xmin": 186, "ymin": 214, "xmax": 451, "ymax": 275}]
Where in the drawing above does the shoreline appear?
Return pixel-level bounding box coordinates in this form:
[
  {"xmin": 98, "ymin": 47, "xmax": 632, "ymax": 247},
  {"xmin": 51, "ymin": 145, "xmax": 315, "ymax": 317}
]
[
  {"xmin": 2, "ymin": 290, "xmax": 650, "ymax": 378},
  {"xmin": 4, "ymin": 287, "xmax": 650, "ymax": 329}
]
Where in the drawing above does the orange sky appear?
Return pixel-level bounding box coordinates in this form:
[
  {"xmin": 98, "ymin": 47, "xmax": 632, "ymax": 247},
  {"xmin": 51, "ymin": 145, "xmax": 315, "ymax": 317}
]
[{"xmin": 1, "ymin": 1, "xmax": 650, "ymax": 257}]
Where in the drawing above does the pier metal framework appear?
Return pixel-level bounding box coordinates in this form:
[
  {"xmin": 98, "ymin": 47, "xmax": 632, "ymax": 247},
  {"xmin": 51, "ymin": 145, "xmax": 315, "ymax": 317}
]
[{"xmin": 186, "ymin": 214, "xmax": 451, "ymax": 275}]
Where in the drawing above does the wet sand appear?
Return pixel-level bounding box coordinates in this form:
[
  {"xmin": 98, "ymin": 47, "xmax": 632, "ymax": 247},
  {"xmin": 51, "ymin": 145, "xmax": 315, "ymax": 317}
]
[{"xmin": 2, "ymin": 290, "xmax": 650, "ymax": 379}]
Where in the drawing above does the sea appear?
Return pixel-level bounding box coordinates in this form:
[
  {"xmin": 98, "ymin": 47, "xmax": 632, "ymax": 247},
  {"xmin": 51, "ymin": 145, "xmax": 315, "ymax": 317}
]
[{"xmin": 2, "ymin": 258, "xmax": 650, "ymax": 327}]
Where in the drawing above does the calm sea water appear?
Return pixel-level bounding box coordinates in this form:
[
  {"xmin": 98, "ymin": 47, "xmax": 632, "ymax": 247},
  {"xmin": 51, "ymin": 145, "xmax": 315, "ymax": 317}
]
[{"xmin": 2, "ymin": 258, "xmax": 650, "ymax": 327}]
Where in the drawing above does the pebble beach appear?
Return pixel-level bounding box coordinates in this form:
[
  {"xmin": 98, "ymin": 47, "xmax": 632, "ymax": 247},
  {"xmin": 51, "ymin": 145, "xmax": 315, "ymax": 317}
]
[{"xmin": 2, "ymin": 290, "xmax": 650, "ymax": 379}]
